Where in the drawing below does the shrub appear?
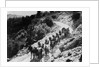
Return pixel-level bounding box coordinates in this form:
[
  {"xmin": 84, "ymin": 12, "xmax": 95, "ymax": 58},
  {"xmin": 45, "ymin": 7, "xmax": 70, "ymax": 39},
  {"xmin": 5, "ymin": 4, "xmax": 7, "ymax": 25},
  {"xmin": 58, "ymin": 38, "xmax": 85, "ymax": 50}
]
[{"xmin": 42, "ymin": 17, "xmax": 54, "ymax": 27}]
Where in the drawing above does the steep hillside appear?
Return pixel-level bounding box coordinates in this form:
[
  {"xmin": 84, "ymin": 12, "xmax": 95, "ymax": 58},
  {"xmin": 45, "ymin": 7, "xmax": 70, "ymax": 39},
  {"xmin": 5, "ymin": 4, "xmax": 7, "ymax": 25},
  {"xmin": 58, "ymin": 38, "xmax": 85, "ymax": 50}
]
[{"xmin": 7, "ymin": 11, "xmax": 82, "ymax": 62}]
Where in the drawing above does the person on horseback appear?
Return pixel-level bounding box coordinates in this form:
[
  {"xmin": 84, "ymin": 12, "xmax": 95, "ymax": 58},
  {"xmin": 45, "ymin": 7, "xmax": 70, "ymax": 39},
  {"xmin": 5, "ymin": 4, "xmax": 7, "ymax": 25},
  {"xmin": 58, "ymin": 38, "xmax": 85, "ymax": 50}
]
[
  {"xmin": 44, "ymin": 46, "xmax": 49, "ymax": 56},
  {"xmin": 38, "ymin": 42, "xmax": 41, "ymax": 47},
  {"xmin": 55, "ymin": 33, "xmax": 60, "ymax": 42},
  {"xmin": 45, "ymin": 39, "xmax": 49, "ymax": 45},
  {"xmin": 59, "ymin": 30, "xmax": 62, "ymax": 36}
]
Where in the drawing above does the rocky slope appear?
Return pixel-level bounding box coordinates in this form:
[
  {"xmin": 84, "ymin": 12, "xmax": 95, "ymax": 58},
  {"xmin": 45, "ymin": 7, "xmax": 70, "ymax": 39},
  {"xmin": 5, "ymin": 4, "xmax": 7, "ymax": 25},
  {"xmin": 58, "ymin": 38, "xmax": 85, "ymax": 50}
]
[{"xmin": 8, "ymin": 11, "xmax": 82, "ymax": 62}]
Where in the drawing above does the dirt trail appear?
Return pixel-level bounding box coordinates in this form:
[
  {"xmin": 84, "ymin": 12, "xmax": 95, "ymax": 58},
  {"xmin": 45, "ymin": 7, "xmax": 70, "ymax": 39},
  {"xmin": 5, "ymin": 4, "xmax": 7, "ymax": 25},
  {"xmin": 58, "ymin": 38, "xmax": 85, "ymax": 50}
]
[
  {"xmin": 9, "ymin": 53, "xmax": 31, "ymax": 62},
  {"xmin": 53, "ymin": 21, "xmax": 73, "ymax": 33}
]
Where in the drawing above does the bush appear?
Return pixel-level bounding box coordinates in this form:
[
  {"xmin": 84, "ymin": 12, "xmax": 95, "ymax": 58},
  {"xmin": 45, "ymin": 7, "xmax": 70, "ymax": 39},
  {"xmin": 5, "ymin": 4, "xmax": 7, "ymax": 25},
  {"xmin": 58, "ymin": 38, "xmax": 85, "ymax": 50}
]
[
  {"xmin": 7, "ymin": 11, "xmax": 52, "ymax": 59},
  {"xmin": 42, "ymin": 17, "xmax": 54, "ymax": 27},
  {"xmin": 7, "ymin": 39, "xmax": 19, "ymax": 58},
  {"xmin": 72, "ymin": 12, "xmax": 82, "ymax": 29},
  {"xmin": 27, "ymin": 23, "xmax": 51, "ymax": 45}
]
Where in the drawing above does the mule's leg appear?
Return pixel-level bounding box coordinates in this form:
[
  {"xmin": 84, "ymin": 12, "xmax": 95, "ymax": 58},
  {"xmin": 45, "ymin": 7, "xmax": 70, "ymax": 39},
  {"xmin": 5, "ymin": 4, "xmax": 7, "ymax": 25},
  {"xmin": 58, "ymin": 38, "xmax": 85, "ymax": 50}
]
[
  {"xmin": 32, "ymin": 52, "xmax": 33, "ymax": 60},
  {"xmin": 33, "ymin": 53, "xmax": 35, "ymax": 61},
  {"xmin": 30, "ymin": 52, "xmax": 32, "ymax": 60},
  {"xmin": 30, "ymin": 52, "xmax": 31, "ymax": 59}
]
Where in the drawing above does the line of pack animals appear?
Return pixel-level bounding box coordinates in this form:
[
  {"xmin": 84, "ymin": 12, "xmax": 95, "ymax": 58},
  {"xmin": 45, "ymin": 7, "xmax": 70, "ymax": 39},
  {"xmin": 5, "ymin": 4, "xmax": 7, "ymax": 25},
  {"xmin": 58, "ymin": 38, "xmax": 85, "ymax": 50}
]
[{"xmin": 27, "ymin": 27, "xmax": 70, "ymax": 62}]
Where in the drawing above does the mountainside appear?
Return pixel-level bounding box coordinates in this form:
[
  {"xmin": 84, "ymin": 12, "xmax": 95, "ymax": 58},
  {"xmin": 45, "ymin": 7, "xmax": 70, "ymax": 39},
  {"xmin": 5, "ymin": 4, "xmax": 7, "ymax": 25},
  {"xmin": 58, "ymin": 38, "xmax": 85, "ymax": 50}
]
[{"xmin": 7, "ymin": 11, "xmax": 82, "ymax": 62}]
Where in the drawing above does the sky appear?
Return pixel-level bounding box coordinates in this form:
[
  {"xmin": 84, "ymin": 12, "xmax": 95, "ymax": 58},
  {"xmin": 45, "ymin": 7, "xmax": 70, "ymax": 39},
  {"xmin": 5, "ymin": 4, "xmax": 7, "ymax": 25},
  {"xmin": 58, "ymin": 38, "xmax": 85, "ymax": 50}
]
[{"xmin": 8, "ymin": 11, "xmax": 37, "ymax": 16}]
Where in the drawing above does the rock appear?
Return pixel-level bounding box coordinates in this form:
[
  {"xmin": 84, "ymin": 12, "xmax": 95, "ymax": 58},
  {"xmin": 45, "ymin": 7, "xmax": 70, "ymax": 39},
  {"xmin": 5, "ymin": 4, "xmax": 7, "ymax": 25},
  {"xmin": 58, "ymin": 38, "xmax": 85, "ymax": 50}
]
[
  {"xmin": 53, "ymin": 48, "xmax": 61, "ymax": 58},
  {"xmin": 66, "ymin": 59, "xmax": 72, "ymax": 62}
]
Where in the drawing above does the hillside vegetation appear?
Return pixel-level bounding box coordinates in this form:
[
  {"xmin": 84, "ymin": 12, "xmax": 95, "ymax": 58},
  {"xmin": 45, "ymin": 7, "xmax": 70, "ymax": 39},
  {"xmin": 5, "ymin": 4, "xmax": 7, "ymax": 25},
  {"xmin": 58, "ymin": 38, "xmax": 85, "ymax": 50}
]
[{"xmin": 7, "ymin": 11, "xmax": 82, "ymax": 62}]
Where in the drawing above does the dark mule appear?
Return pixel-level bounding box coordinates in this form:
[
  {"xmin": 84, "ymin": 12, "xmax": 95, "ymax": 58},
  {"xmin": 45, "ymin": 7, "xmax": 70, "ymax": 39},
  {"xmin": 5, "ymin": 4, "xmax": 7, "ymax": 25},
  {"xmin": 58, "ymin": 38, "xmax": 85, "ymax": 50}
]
[
  {"xmin": 28, "ymin": 45, "xmax": 38, "ymax": 60},
  {"xmin": 37, "ymin": 48, "xmax": 43, "ymax": 60},
  {"xmin": 28, "ymin": 45, "xmax": 33, "ymax": 60}
]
